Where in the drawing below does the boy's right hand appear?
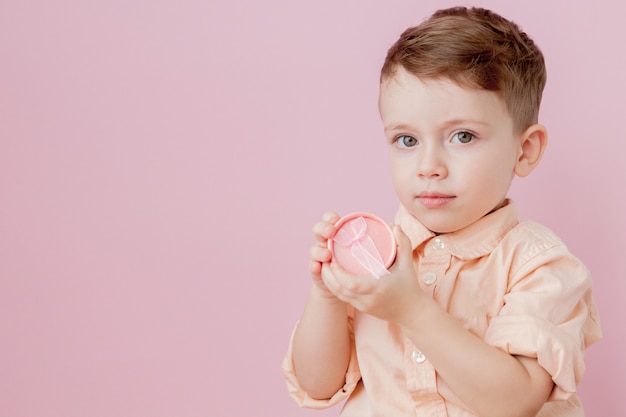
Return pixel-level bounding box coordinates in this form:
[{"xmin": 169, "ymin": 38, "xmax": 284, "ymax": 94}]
[{"xmin": 309, "ymin": 211, "xmax": 341, "ymax": 299}]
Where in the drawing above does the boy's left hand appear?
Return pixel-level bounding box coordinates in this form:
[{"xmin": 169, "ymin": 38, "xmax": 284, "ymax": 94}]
[{"xmin": 321, "ymin": 225, "xmax": 427, "ymax": 326}]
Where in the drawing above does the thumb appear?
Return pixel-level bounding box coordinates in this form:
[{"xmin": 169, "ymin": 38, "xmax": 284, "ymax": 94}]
[{"xmin": 391, "ymin": 224, "xmax": 414, "ymax": 269}]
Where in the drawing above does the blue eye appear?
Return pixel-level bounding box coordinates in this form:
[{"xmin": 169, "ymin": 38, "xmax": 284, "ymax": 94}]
[
  {"xmin": 451, "ymin": 131, "xmax": 476, "ymax": 144},
  {"xmin": 396, "ymin": 135, "xmax": 418, "ymax": 148}
]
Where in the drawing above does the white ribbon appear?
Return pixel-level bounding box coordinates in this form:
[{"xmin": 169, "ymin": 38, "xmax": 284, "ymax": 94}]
[{"xmin": 333, "ymin": 217, "xmax": 390, "ymax": 279}]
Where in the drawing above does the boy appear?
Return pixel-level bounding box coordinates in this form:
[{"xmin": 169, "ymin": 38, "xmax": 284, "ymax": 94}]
[{"xmin": 282, "ymin": 7, "xmax": 601, "ymax": 417}]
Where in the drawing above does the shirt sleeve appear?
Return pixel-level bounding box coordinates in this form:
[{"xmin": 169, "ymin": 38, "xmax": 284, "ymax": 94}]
[
  {"xmin": 484, "ymin": 240, "xmax": 602, "ymax": 401},
  {"xmin": 281, "ymin": 317, "xmax": 362, "ymax": 409}
]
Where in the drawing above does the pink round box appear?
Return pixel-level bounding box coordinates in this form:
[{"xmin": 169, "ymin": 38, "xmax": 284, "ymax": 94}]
[{"xmin": 327, "ymin": 212, "xmax": 396, "ymax": 276}]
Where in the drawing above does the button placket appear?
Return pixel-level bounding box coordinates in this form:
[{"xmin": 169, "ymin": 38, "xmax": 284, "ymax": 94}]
[{"xmin": 418, "ymin": 236, "xmax": 451, "ymax": 299}]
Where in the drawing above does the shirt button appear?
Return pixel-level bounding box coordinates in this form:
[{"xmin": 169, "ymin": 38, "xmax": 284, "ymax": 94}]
[
  {"xmin": 433, "ymin": 238, "xmax": 445, "ymax": 249},
  {"xmin": 412, "ymin": 349, "xmax": 426, "ymax": 363},
  {"xmin": 422, "ymin": 272, "xmax": 437, "ymax": 285}
]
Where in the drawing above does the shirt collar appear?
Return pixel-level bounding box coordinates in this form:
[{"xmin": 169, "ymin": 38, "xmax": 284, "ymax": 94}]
[{"xmin": 394, "ymin": 199, "xmax": 519, "ymax": 260}]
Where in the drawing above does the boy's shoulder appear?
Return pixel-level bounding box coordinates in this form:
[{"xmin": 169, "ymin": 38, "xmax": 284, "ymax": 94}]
[
  {"xmin": 501, "ymin": 219, "xmax": 585, "ymax": 276},
  {"xmin": 505, "ymin": 219, "xmax": 566, "ymax": 249}
]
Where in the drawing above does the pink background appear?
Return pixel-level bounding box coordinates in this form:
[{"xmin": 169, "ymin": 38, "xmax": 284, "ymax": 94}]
[{"xmin": 1, "ymin": 0, "xmax": 623, "ymax": 415}]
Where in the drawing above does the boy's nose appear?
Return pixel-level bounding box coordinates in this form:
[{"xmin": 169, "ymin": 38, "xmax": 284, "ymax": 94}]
[{"xmin": 416, "ymin": 146, "xmax": 448, "ymax": 178}]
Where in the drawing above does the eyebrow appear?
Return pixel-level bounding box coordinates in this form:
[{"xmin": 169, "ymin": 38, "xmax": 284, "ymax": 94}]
[
  {"xmin": 384, "ymin": 119, "xmax": 490, "ymax": 133},
  {"xmin": 384, "ymin": 123, "xmax": 412, "ymax": 133}
]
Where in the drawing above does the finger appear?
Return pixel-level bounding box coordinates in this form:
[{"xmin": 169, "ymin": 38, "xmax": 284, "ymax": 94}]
[
  {"xmin": 310, "ymin": 244, "xmax": 332, "ymax": 264},
  {"xmin": 309, "ymin": 259, "xmax": 322, "ymax": 276},
  {"xmin": 329, "ymin": 262, "xmax": 377, "ymax": 296},
  {"xmin": 322, "ymin": 211, "xmax": 341, "ymax": 224},
  {"xmin": 312, "ymin": 220, "xmax": 337, "ymax": 243},
  {"xmin": 312, "ymin": 212, "xmax": 341, "ymax": 243},
  {"xmin": 392, "ymin": 225, "xmax": 415, "ymax": 269}
]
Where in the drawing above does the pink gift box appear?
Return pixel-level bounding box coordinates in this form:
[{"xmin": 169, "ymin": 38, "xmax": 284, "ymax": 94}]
[{"xmin": 328, "ymin": 212, "xmax": 396, "ymax": 278}]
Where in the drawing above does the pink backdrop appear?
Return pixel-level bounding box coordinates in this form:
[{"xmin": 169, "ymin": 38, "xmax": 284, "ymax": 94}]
[{"xmin": 1, "ymin": 0, "xmax": 623, "ymax": 415}]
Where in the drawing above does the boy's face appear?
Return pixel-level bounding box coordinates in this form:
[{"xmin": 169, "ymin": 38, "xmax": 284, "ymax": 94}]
[{"xmin": 379, "ymin": 67, "xmax": 522, "ymax": 234}]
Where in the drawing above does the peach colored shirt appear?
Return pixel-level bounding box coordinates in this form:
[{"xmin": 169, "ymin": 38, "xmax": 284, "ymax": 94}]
[{"xmin": 282, "ymin": 200, "xmax": 602, "ymax": 416}]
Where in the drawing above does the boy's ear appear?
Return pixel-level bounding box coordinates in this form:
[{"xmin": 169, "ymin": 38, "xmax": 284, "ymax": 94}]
[{"xmin": 514, "ymin": 124, "xmax": 548, "ymax": 177}]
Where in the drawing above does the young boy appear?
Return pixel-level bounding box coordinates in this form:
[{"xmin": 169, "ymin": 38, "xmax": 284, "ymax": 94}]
[{"xmin": 282, "ymin": 7, "xmax": 601, "ymax": 417}]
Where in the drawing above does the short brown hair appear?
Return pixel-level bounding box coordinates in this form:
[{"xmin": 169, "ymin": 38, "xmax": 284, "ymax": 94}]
[{"xmin": 381, "ymin": 7, "xmax": 546, "ymax": 132}]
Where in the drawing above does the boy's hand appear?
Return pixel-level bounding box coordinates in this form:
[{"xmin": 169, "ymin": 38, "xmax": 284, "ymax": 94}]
[
  {"xmin": 309, "ymin": 211, "xmax": 342, "ymax": 300},
  {"xmin": 322, "ymin": 225, "xmax": 427, "ymax": 326}
]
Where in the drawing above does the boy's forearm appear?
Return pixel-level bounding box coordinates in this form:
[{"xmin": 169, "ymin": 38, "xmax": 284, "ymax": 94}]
[
  {"xmin": 398, "ymin": 298, "xmax": 553, "ymax": 417},
  {"xmin": 292, "ymin": 284, "xmax": 352, "ymax": 400}
]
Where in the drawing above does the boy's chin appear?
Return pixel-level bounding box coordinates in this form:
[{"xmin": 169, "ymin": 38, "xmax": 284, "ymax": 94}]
[{"xmin": 408, "ymin": 210, "xmax": 471, "ymax": 235}]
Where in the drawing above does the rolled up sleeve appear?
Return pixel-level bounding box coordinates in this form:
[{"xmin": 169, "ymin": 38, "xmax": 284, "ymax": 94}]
[{"xmin": 484, "ymin": 245, "xmax": 602, "ymax": 400}]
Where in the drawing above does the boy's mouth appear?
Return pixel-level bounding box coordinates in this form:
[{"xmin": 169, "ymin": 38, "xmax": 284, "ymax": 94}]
[{"xmin": 416, "ymin": 192, "xmax": 455, "ymax": 209}]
